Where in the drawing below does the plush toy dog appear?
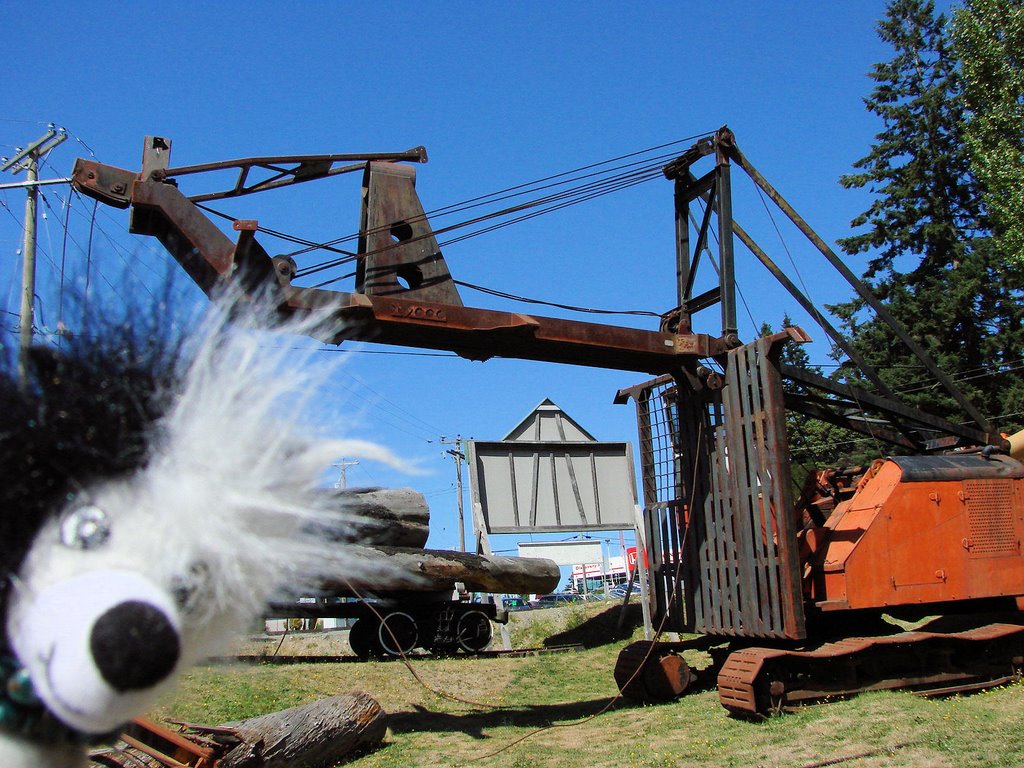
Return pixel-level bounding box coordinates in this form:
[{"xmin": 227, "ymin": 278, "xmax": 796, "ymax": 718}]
[{"xmin": 0, "ymin": 298, "xmax": 395, "ymax": 768}]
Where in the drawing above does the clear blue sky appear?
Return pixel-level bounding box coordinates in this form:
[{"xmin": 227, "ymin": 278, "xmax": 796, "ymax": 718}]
[{"xmin": 1, "ymin": 2, "xmax": 949, "ymax": 557}]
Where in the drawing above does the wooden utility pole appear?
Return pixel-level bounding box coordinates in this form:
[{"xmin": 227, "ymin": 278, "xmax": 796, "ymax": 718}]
[
  {"xmin": 441, "ymin": 435, "xmax": 466, "ymax": 552},
  {"xmin": 1, "ymin": 126, "xmax": 67, "ymax": 387}
]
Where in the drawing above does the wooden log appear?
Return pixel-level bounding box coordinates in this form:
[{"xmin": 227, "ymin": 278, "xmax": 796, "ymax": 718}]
[
  {"xmin": 324, "ymin": 545, "xmax": 561, "ymax": 596},
  {"xmin": 219, "ymin": 692, "xmax": 386, "ymax": 768},
  {"xmin": 318, "ymin": 487, "xmax": 429, "ymax": 548}
]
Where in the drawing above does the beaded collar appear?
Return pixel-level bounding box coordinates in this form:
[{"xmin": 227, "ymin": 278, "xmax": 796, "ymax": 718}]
[{"xmin": 0, "ymin": 655, "xmax": 106, "ymax": 745}]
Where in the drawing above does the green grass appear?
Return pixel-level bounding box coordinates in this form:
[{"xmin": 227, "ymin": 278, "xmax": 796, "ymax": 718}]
[{"xmin": 153, "ymin": 604, "xmax": 1024, "ymax": 767}]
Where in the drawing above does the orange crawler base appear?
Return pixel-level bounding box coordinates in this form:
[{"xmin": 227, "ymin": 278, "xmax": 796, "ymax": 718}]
[{"xmin": 805, "ymin": 454, "xmax": 1024, "ymax": 614}]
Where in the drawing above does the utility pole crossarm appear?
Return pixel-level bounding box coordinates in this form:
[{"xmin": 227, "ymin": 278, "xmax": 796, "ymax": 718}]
[{"xmin": 4, "ymin": 126, "xmax": 68, "ymax": 389}]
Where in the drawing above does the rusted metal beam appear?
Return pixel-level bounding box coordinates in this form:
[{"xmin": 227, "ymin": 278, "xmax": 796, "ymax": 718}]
[
  {"xmin": 71, "ymin": 157, "xmax": 729, "ymax": 375},
  {"xmin": 281, "ymin": 283, "xmax": 724, "ymax": 371},
  {"xmin": 782, "ymin": 364, "xmax": 1002, "ymax": 448},
  {"xmin": 717, "ymin": 128, "xmax": 995, "ymax": 435}
]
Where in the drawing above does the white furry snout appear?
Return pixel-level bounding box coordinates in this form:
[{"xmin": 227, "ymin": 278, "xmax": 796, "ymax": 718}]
[{"xmin": 9, "ymin": 569, "xmax": 182, "ymax": 734}]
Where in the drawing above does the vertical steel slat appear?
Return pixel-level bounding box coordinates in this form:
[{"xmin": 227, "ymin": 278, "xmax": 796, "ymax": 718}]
[
  {"xmin": 709, "ymin": 420, "xmax": 733, "ymax": 633},
  {"xmin": 684, "ymin": 399, "xmax": 709, "ymax": 633},
  {"xmin": 757, "ymin": 338, "xmax": 806, "ymax": 638},
  {"xmin": 724, "ymin": 348, "xmax": 761, "ymax": 635},
  {"xmin": 636, "ymin": 392, "xmax": 657, "ymax": 507},
  {"xmin": 750, "ymin": 339, "xmax": 785, "ymax": 634},
  {"xmin": 738, "ymin": 343, "xmax": 775, "ymax": 635}
]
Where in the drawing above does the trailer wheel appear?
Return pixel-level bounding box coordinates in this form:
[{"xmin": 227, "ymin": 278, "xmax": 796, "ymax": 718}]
[
  {"xmin": 378, "ymin": 611, "xmax": 419, "ymax": 657},
  {"xmin": 455, "ymin": 610, "xmax": 493, "ymax": 653},
  {"xmin": 348, "ymin": 618, "xmax": 377, "ymax": 659}
]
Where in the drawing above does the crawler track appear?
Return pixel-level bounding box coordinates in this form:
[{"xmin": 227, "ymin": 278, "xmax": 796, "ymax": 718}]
[{"xmin": 718, "ymin": 622, "xmax": 1024, "ymax": 717}]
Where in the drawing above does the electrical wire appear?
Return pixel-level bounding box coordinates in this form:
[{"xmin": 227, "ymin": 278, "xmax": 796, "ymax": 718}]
[
  {"xmin": 279, "ymin": 131, "xmax": 716, "ymax": 264},
  {"xmin": 57, "ymin": 186, "xmax": 73, "ymax": 336},
  {"xmin": 453, "ymin": 280, "xmax": 661, "ymax": 317},
  {"xmin": 291, "ymin": 159, "xmax": 669, "ymax": 278}
]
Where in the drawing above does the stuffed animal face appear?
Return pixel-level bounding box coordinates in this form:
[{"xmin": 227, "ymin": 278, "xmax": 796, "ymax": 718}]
[{"xmin": 0, "ymin": 299, "xmax": 399, "ymax": 751}]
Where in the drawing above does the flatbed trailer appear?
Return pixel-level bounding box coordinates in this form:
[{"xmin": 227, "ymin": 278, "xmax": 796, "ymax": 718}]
[{"xmin": 267, "ymin": 593, "xmax": 504, "ymax": 658}]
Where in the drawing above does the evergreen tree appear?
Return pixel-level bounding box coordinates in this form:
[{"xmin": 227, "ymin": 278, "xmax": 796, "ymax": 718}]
[
  {"xmin": 831, "ymin": 0, "xmax": 1024, "ymax": 435},
  {"xmin": 952, "ymin": 0, "xmax": 1024, "ymax": 267}
]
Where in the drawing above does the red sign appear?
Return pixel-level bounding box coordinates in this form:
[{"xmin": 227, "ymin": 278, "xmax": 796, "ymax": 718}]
[{"xmin": 625, "ymin": 546, "xmax": 649, "ymax": 570}]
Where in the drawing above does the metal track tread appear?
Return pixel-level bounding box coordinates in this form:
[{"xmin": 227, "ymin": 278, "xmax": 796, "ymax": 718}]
[{"xmin": 717, "ymin": 622, "xmax": 1024, "ymax": 717}]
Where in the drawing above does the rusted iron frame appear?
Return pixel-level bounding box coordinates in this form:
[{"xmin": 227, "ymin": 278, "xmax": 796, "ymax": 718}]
[
  {"xmin": 715, "ymin": 128, "xmax": 994, "ymax": 435},
  {"xmin": 615, "ymin": 376, "xmax": 668, "ymax": 509},
  {"xmin": 670, "ymin": 153, "xmax": 928, "ymax": 450},
  {"xmin": 88, "ymin": 717, "xmax": 222, "ymax": 767},
  {"xmin": 684, "ymin": 170, "xmax": 898, "ymax": 399},
  {"xmin": 783, "ymin": 392, "xmax": 920, "ymax": 451},
  {"xmin": 673, "ymin": 170, "xmax": 718, "ymax": 332},
  {"xmin": 356, "ymin": 161, "xmax": 464, "ymax": 305},
  {"xmin": 662, "ymin": 126, "xmax": 994, "ymax": 448},
  {"xmin": 676, "ymin": 382, "xmax": 714, "ymax": 634},
  {"xmin": 714, "ymin": 336, "xmax": 805, "ymax": 639},
  {"xmin": 664, "ymin": 136, "xmax": 738, "ymax": 342},
  {"xmin": 71, "ymin": 159, "xmax": 730, "ymax": 373},
  {"xmin": 620, "ymin": 337, "xmax": 807, "ymax": 640},
  {"xmin": 158, "ymin": 148, "xmax": 428, "ymax": 203},
  {"xmin": 781, "ymin": 364, "xmax": 998, "ymax": 449}
]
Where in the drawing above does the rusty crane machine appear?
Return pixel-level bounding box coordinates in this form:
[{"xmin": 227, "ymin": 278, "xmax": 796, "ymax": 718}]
[{"xmin": 71, "ymin": 128, "xmax": 1024, "ymax": 715}]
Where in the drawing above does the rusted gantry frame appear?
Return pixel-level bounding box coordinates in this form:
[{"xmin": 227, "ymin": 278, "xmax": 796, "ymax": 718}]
[
  {"xmin": 72, "ymin": 138, "xmax": 732, "ymax": 375},
  {"xmin": 661, "ymin": 128, "xmax": 998, "ymax": 452},
  {"xmin": 71, "ymin": 130, "xmax": 1000, "ymax": 451}
]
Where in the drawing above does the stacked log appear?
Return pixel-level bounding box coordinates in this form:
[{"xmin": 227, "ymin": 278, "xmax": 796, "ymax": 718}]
[
  {"xmin": 319, "ymin": 486, "xmax": 429, "ymax": 548},
  {"xmin": 311, "ymin": 487, "xmax": 559, "ymax": 596},
  {"xmin": 328, "ymin": 545, "xmax": 560, "ymax": 596}
]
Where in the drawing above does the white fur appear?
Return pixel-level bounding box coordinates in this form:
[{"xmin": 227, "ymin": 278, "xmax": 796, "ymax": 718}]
[
  {"xmin": 0, "ymin": 737, "xmax": 86, "ymax": 768},
  {"xmin": 6, "ymin": 296, "xmax": 407, "ymax": 752}
]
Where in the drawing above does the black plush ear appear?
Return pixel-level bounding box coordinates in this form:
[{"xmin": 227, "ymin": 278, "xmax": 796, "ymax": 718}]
[
  {"xmin": 24, "ymin": 343, "xmax": 163, "ymax": 474},
  {"xmin": 0, "ymin": 355, "xmax": 56, "ymax": 641},
  {"xmin": 0, "ymin": 333, "xmax": 180, "ymax": 645}
]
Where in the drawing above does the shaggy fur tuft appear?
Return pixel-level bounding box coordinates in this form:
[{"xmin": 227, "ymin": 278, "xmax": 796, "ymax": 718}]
[{"xmin": 0, "ymin": 294, "xmax": 405, "ymax": 764}]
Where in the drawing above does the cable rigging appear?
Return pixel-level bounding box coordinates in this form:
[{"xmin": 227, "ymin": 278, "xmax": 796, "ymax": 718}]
[
  {"xmin": 186, "ymin": 131, "xmax": 718, "ymax": 319},
  {"xmin": 278, "ymin": 130, "xmax": 717, "ymax": 265}
]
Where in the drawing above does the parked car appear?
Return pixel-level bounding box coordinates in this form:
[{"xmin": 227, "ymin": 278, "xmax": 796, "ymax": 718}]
[
  {"xmin": 502, "ymin": 596, "xmax": 531, "ymax": 611},
  {"xmin": 529, "ymin": 592, "xmax": 583, "ymax": 608},
  {"xmin": 608, "ymin": 583, "xmax": 640, "ymax": 599}
]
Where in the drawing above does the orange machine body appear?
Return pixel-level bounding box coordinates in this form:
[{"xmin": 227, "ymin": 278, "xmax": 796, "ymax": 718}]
[{"xmin": 807, "ymin": 454, "xmax": 1024, "ymax": 612}]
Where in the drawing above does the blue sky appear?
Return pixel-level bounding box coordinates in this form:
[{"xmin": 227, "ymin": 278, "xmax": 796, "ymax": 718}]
[{"xmin": 1, "ymin": 2, "xmax": 945, "ymax": 558}]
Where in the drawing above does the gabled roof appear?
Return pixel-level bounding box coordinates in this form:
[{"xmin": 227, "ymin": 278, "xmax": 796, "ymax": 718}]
[{"xmin": 502, "ymin": 398, "xmax": 596, "ymax": 442}]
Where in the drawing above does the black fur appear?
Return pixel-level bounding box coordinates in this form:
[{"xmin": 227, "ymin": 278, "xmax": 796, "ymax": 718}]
[{"xmin": 0, "ymin": 327, "xmax": 181, "ymax": 650}]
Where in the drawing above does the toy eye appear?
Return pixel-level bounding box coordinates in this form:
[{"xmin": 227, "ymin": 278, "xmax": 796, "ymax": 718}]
[
  {"xmin": 172, "ymin": 562, "xmax": 209, "ymax": 611},
  {"xmin": 60, "ymin": 505, "xmax": 112, "ymax": 550}
]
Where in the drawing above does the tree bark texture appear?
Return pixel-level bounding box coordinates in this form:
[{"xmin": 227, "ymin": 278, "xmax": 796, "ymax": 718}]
[
  {"xmin": 320, "ymin": 487, "xmax": 429, "ymax": 548},
  {"xmin": 325, "ymin": 545, "xmax": 561, "ymax": 596},
  {"xmin": 219, "ymin": 692, "xmax": 387, "ymax": 768}
]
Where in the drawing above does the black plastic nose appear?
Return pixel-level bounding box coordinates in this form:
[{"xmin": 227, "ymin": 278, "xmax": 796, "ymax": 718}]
[{"xmin": 89, "ymin": 600, "xmax": 180, "ymax": 692}]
